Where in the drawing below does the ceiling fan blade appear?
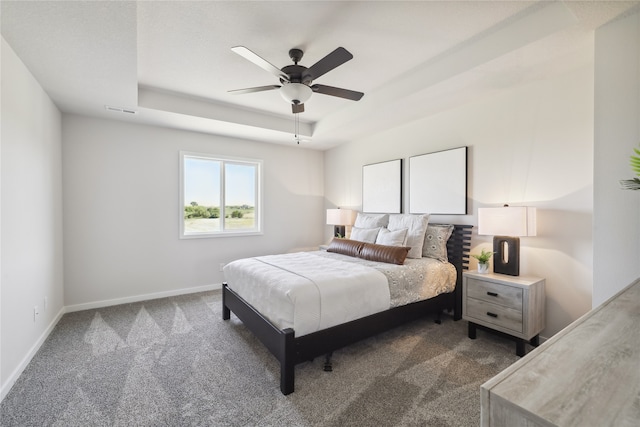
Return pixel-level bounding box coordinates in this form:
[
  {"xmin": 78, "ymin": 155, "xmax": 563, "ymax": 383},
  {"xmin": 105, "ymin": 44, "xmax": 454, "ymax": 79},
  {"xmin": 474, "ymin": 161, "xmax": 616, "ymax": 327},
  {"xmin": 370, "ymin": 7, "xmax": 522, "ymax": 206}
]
[
  {"xmin": 311, "ymin": 84, "xmax": 364, "ymax": 101},
  {"xmin": 228, "ymin": 85, "xmax": 281, "ymax": 95},
  {"xmin": 305, "ymin": 47, "xmax": 353, "ymax": 81},
  {"xmin": 231, "ymin": 46, "xmax": 290, "ymax": 82},
  {"xmin": 292, "ymin": 103, "xmax": 304, "ymax": 114}
]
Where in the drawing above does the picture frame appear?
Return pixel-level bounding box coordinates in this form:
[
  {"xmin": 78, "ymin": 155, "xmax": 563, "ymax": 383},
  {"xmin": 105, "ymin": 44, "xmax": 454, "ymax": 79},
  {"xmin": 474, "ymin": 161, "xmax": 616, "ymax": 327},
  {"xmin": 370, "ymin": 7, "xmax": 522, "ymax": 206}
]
[
  {"xmin": 362, "ymin": 159, "xmax": 402, "ymax": 213},
  {"xmin": 409, "ymin": 146, "xmax": 467, "ymax": 215}
]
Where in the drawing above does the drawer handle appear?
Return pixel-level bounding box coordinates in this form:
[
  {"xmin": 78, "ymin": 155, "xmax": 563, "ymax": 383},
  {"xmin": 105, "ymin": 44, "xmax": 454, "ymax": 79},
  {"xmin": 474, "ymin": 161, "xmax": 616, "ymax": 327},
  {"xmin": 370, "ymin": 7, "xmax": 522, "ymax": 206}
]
[
  {"xmin": 486, "ymin": 312, "xmax": 498, "ymax": 318},
  {"xmin": 487, "ymin": 291, "xmax": 498, "ymax": 297}
]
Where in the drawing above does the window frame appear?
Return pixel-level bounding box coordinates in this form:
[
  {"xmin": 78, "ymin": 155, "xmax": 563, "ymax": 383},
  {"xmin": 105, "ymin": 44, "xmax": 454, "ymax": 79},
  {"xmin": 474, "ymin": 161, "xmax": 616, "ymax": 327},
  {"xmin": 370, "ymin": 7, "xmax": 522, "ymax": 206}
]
[{"xmin": 179, "ymin": 151, "xmax": 263, "ymax": 239}]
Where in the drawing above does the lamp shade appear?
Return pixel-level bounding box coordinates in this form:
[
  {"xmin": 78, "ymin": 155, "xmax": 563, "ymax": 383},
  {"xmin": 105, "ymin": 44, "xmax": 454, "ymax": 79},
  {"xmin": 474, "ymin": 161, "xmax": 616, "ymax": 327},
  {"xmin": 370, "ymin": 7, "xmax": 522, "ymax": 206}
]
[
  {"xmin": 280, "ymin": 83, "xmax": 312, "ymax": 104},
  {"xmin": 478, "ymin": 206, "xmax": 537, "ymax": 237},
  {"xmin": 326, "ymin": 208, "xmax": 355, "ymax": 226}
]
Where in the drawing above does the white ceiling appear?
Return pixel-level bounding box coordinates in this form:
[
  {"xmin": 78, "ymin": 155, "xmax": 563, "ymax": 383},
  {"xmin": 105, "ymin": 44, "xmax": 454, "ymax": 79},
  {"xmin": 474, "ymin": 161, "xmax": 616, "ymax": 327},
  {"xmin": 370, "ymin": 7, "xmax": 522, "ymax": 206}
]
[{"xmin": 2, "ymin": 1, "xmax": 638, "ymax": 150}]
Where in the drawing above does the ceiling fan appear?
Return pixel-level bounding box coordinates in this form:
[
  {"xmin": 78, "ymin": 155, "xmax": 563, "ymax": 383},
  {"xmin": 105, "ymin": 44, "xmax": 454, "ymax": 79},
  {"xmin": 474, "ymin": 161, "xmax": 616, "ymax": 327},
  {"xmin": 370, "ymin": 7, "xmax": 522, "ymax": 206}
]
[{"xmin": 229, "ymin": 46, "xmax": 364, "ymax": 114}]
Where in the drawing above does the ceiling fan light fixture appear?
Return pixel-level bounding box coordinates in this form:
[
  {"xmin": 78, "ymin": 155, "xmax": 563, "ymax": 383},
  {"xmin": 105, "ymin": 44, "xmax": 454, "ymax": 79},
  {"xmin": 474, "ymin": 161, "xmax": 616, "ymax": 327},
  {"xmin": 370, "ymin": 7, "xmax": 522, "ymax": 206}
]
[{"xmin": 280, "ymin": 82, "xmax": 312, "ymax": 104}]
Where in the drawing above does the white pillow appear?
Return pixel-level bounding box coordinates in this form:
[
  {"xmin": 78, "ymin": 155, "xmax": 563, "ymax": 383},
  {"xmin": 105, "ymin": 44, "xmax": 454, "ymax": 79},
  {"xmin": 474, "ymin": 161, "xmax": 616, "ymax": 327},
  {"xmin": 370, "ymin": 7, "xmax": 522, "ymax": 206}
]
[
  {"xmin": 350, "ymin": 226, "xmax": 380, "ymax": 243},
  {"xmin": 354, "ymin": 213, "xmax": 389, "ymax": 228},
  {"xmin": 388, "ymin": 214, "xmax": 430, "ymax": 258},
  {"xmin": 375, "ymin": 227, "xmax": 408, "ymax": 247}
]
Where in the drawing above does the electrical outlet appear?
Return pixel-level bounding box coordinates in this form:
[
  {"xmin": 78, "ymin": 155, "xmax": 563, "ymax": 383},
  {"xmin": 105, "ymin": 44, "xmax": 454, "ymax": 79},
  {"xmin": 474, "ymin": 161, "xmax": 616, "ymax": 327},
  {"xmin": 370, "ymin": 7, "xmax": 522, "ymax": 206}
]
[
  {"xmin": 219, "ymin": 263, "xmax": 225, "ymax": 272},
  {"xmin": 33, "ymin": 305, "xmax": 39, "ymax": 322}
]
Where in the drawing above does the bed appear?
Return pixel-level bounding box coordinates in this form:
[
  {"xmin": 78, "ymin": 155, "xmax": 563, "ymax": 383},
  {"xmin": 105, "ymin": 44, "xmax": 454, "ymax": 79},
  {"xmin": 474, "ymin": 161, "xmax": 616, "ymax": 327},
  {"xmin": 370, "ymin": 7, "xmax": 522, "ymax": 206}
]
[{"xmin": 222, "ymin": 222, "xmax": 472, "ymax": 395}]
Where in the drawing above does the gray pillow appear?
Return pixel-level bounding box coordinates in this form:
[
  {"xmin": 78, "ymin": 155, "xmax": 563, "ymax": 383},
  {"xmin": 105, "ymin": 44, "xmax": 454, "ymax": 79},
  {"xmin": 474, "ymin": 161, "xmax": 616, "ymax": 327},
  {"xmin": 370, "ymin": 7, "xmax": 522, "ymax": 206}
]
[
  {"xmin": 354, "ymin": 213, "xmax": 389, "ymax": 228},
  {"xmin": 350, "ymin": 226, "xmax": 380, "ymax": 243},
  {"xmin": 388, "ymin": 214, "xmax": 430, "ymax": 258},
  {"xmin": 375, "ymin": 227, "xmax": 408, "ymax": 246}
]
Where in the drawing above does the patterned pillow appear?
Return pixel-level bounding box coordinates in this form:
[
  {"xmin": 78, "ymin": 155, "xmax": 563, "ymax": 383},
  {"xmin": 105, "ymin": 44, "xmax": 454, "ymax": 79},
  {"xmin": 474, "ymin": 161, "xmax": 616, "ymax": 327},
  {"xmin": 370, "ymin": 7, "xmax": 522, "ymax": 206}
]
[
  {"xmin": 350, "ymin": 226, "xmax": 380, "ymax": 243},
  {"xmin": 422, "ymin": 224, "xmax": 454, "ymax": 262},
  {"xmin": 388, "ymin": 214, "xmax": 430, "ymax": 258}
]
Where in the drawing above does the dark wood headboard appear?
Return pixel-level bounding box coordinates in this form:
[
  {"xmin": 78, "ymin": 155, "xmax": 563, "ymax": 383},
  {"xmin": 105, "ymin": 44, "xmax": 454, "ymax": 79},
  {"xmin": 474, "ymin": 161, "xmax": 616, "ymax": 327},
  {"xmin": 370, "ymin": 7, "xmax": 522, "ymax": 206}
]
[
  {"xmin": 446, "ymin": 224, "xmax": 472, "ymax": 270},
  {"xmin": 431, "ymin": 223, "xmax": 472, "ymax": 319}
]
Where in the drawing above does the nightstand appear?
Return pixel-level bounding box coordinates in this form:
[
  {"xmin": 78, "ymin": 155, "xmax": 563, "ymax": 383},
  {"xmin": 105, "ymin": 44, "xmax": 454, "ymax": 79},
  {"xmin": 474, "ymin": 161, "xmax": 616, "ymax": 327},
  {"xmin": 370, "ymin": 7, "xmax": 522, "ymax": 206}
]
[{"xmin": 463, "ymin": 271, "xmax": 545, "ymax": 356}]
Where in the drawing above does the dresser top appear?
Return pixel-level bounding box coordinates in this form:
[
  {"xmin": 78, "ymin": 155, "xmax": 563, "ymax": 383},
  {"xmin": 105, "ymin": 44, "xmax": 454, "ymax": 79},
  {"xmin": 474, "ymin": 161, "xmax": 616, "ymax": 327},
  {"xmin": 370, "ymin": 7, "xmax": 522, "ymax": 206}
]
[{"xmin": 482, "ymin": 277, "xmax": 640, "ymax": 426}]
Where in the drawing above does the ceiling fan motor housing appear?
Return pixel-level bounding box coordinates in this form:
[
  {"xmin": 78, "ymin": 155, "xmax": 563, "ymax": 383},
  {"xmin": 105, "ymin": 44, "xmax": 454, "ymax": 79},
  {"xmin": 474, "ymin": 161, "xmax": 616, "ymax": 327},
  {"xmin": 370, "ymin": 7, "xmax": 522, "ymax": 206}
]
[
  {"xmin": 280, "ymin": 64, "xmax": 313, "ymax": 85},
  {"xmin": 279, "ymin": 62, "xmax": 313, "ymax": 104}
]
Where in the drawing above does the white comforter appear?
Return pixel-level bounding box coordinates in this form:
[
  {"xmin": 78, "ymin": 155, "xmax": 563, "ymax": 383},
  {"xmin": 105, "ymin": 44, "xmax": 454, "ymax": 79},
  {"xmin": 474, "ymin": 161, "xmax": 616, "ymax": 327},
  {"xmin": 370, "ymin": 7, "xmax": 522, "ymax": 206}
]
[{"xmin": 224, "ymin": 252, "xmax": 390, "ymax": 337}]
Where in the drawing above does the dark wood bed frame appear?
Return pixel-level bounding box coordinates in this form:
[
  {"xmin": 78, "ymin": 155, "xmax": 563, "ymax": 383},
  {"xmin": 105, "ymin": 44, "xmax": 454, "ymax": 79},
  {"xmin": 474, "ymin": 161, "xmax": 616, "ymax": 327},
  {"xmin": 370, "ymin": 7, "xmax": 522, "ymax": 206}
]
[{"xmin": 222, "ymin": 223, "xmax": 472, "ymax": 395}]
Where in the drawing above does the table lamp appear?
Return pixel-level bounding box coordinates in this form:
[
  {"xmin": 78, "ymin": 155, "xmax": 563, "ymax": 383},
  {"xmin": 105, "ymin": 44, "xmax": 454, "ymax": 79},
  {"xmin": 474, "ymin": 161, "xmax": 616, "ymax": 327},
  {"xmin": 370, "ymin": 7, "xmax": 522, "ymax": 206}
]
[
  {"xmin": 478, "ymin": 205, "xmax": 536, "ymax": 276},
  {"xmin": 326, "ymin": 208, "xmax": 355, "ymax": 238}
]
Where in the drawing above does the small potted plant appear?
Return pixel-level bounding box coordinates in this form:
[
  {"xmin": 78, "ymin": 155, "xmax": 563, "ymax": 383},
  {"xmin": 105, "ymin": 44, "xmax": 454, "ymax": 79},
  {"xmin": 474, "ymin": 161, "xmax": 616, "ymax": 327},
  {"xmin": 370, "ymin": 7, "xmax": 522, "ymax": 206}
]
[
  {"xmin": 472, "ymin": 248, "xmax": 493, "ymax": 273},
  {"xmin": 620, "ymin": 144, "xmax": 640, "ymax": 190}
]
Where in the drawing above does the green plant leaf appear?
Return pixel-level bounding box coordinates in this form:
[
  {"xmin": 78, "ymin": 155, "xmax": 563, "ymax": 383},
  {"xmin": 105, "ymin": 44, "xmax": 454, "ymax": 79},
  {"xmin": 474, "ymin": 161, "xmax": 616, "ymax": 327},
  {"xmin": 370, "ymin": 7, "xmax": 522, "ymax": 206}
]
[
  {"xmin": 631, "ymin": 145, "xmax": 640, "ymax": 177},
  {"xmin": 620, "ymin": 178, "xmax": 640, "ymax": 190},
  {"xmin": 471, "ymin": 248, "xmax": 493, "ymax": 263},
  {"xmin": 632, "ymin": 159, "xmax": 640, "ymax": 176}
]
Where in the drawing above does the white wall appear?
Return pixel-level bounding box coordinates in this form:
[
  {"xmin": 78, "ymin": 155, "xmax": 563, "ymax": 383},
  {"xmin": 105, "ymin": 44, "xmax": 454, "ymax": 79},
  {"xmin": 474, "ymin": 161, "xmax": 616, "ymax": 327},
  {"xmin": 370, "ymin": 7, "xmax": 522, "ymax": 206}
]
[
  {"xmin": 62, "ymin": 115, "xmax": 324, "ymax": 308},
  {"xmin": 324, "ymin": 64, "xmax": 594, "ymax": 338},
  {"xmin": 1, "ymin": 38, "xmax": 64, "ymax": 398},
  {"xmin": 593, "ymin": 8, "xmax": 640, "ymax": 307}
]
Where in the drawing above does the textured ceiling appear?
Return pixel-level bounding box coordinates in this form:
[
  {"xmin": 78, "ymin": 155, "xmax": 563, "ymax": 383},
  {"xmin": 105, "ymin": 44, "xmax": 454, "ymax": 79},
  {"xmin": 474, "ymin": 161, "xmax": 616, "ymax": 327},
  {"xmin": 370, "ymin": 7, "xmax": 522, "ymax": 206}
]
[{"xmin": 2, "ymin": 1, "xmax": 638, "ymax": 150}]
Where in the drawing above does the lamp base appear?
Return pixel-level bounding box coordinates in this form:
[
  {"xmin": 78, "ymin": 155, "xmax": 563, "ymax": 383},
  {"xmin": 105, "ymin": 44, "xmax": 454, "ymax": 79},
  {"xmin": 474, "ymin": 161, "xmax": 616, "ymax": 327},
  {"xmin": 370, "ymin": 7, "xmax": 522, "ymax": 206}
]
[
  {"xmin": 493, "ymin": 236, "xmax": 520, "ymax": 276},
  {"xmin": 334, "ymin": 225, "xmax": 346, "ymax": 238}
]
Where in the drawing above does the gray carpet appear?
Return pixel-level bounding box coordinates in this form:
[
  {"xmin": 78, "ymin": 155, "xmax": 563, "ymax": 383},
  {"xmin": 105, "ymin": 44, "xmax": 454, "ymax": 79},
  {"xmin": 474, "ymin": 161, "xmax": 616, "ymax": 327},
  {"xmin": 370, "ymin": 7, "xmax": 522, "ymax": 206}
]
[{"xmin": 1, "ymin": 290, "xmax": 521, "ymax": 426}]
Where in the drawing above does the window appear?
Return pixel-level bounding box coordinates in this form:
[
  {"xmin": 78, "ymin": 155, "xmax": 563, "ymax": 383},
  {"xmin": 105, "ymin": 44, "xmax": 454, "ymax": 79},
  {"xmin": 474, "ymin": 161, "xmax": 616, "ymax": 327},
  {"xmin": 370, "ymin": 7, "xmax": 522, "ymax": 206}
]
[{"xmin": 180, "ymin": 152, "xmax": 262, "ymax": 238}]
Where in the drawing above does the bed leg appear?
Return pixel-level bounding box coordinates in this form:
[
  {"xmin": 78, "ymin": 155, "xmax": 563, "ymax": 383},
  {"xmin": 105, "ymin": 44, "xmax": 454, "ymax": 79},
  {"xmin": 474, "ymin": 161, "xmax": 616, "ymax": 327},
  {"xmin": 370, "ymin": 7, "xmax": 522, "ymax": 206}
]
[
  {"xmin": 434, "ymin": 309, "xmax": 443, "ymax": 324},
  {"xmin": 281, "ymin": 361, "xmax": 294, "ymax": 395},
  {"xmin": 222, "ymin": 283, "xmax": 231, "ymax": 320},
  {"xmin": 323, "ymin": 352, "xmax": 333, "ymax": 372},
  {"xmin": 280, "ymin": 328, "xmax": 295, "ymax": 395}
]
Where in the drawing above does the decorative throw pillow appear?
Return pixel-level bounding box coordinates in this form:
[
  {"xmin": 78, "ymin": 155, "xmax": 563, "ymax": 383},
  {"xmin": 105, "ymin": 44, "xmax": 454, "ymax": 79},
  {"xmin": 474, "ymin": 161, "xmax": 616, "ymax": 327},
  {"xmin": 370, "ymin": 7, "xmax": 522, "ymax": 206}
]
[
  {"xmin": 325, "ymin": 238, "xmax": 409, "ymax": 265},
  {"xmin": 354, "ymin": 213, "xmax": 389, "ymax": 228},
  {"xmin": 422, "ymin": 224, "xmax": 454, "ymax": 262},
  {"xmin": 387, "ymin": 214, "xmax": 430, "ymax": 258},
  {"xmin": 326, "ymin": 238, "xmax": 364, "ymax": 258},
  {"xmin": 350, "ymin": 226, "xmax": 381, "ymax": 243},
  {"xmin": 375, "ymin": 227, "xmax": 408, "ymax": 246},
  {"xmin": 359, "ymin": 243, "xmax": 410, "ymax": 265}
]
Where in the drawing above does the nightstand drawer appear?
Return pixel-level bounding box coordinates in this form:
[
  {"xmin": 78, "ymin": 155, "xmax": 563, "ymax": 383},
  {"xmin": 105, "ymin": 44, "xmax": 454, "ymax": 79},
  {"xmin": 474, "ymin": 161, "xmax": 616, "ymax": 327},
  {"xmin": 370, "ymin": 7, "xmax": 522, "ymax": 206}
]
[
  {"xmin": 466, "ymin": 298, "xmax": 523, "ymax": 333},
  {"xmin": 467, "ymin": 278, "xmax": 523, "ymax": 310}
]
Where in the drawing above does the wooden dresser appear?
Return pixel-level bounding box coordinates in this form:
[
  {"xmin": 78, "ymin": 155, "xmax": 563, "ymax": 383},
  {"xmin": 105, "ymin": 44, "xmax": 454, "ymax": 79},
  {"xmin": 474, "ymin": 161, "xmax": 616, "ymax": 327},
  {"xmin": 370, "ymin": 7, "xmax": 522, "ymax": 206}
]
[{"xmin": 480, "ymin": 277, "xmax": 640, "ymax": 426}]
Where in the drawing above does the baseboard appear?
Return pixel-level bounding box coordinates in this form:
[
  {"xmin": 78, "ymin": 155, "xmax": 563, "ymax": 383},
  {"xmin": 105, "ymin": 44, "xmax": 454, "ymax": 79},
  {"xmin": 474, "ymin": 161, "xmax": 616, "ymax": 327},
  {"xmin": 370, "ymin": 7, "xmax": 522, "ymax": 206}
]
[
  {"xmin": 0, "ymin": 306, "xmax": 66, "ymax": 402},
  {"xmin": 64, "ymin": 283, "xmax": 222, "ymax": 313}
]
